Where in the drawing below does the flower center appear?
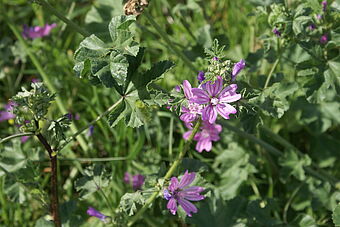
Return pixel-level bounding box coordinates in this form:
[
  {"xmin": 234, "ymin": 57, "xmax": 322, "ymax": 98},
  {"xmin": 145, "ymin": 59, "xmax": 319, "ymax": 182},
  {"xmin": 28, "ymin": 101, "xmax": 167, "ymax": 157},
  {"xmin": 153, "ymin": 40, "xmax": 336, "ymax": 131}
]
[
  {"xmin": 188, "ymin": 102, "xmax": 202, "ymax": 114},
  {"xmin": 210, "ymin": 97, "xmax": 219, "ymax": 105}
]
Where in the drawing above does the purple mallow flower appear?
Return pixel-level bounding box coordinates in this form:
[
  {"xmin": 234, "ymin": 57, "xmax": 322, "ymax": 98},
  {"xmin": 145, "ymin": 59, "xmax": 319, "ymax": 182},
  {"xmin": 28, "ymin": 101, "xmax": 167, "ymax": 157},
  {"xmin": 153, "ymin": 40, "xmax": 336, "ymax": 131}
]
[
  {"xmin": 180, "ymin": 80, "xmax": 203, "ymax": 123},
  {"xmin": 322, "ymin": 0, "xmax": 327, "ymax": 11},
  {"xmin": 272, "ymin": 28, "xmax": 281, "ymax": 37},
  {"xmin": 183, "ymin": 121, "xmax": 222, "ymax": 152},
  {"xmin": 87, "ymin": 207, "xmax": 110, "ymax": 223},
  {"xmin": 212, "ymin": 56, "xmax": 219, "ymax": 61},
  {"xmin": 308, "ymin": 24, "xmax": 316, "ymax": 30},
  {"xmin": 87, "ymin": 125, "xmax": 94, "ymax": 137},
  {"xmin": 164, "ymin": 170, "xmax": 205, "ymax": 217},
  {"xmin": 197, "ymin": 71, "xmax": 205, "ymax": 83},
  {"xmin": 124, "ymin": 172, "xmax": 145, "ymax": 190},
  {"xmin": 320, "ymin": 34, "xmax": 328, "ymax": 44},
  {"xmin": 22, "ymin": 23, "xmax": 57, "ymax": 39},
  {"xmin": 174, "ymin": 85, "xmax": 181, "ymax": 92},
  {"xmin": 316, "ymin": 14, "xmax": 323, "ymax": 20},
  {"xmin": 0, "ymin": 102, "xmax": 16, "ymax": 122},
  {"xmin": 232, "ymin": 59, "xmax": 245, "ymax": 81},
  {"xmin": 190, "ymin": 76, "xmax": 241, "ymax": 124}
]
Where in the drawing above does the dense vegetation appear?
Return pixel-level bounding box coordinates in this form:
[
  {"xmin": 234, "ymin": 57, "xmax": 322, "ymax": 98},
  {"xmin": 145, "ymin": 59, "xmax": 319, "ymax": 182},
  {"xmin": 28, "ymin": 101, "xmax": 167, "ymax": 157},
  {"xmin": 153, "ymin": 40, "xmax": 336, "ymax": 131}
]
[{"xmin": 0, "ymin": 0, "xmax": 339, "ymax": 226}]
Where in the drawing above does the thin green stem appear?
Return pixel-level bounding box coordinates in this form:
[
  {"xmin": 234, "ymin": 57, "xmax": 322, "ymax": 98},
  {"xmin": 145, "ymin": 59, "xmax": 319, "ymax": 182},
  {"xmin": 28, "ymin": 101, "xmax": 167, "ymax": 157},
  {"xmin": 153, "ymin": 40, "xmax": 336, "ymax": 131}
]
[
  {"xmin": 264, "ymin": 38, "xmax": 281, "ymax": 89},
  {"xmin": 0, "ymin": 132, "xmax": 34, "ymax": 144},
  {"xmin": 263, "ymin": 58, "xmax": 280, "ymax": 89},
  {"xmin": 221, "ymin": 122, "xmax": 338, "ymax": 187},
  {"xmin": 283, "ymin": 183, "xmax": 303, "ymax": 223},
  {"xmin": 33, "ymin": 0, "xmax": 90, "ymax": 37},
  {"xmin": 98, "ymin": 188, "xmax": 115, "ymax": 217},
  {"xmin": 168, "ymin": 116, "xmax": 174, "ymax": 157},
  {"xmin": 58, "ymin": 97, "xmax": 123, "ymax": 151},
  {"xmin": 143, "ymin": 11, "xmax": 198, "ymax": 73},
  {"xmin": 128, "ymin": 120, "xmax": 202, "ymax": 226},
  {"xmin": 5, "ymin": 18, "xmax": 89, "ymax": 154}
]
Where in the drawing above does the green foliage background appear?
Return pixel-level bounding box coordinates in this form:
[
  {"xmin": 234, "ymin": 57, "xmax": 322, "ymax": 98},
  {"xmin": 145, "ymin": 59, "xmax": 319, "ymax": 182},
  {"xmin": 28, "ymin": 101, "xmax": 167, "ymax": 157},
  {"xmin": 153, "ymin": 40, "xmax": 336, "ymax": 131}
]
[{"xmin": 0, "ymin": 0, "xmax": 339, "ymax": 226}]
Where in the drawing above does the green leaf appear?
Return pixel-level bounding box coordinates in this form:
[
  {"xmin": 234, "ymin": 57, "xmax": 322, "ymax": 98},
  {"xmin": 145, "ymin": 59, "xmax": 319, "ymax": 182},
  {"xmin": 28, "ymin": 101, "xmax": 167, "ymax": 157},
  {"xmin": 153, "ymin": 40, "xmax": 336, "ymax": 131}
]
[
  {"xmin": 247, "ymin": 200, "xmax": 282, "ymax": 226},
  {"xmin": 110, "ymin": 50, "xmax": 129, "ymax": 86},
  {"xmin": 74, "ymin": 164, "xmax": 111, "ymax": 199},
  {"xmin": 109, "ymin": 15, "xmax": 139, "ymax": 56},
  {"xmin": 213, "ymin": 143, "xmax": 256, "ymax": 200},
  {"xmin": 249, "ymin": 82, "xmax": 299, "ymax": 118},
  {"xmin": 0, "ymin": 141, "xmax": 26, "ymax": 176},
  {"xmin": 131, "ymin": 60, "xmax": 175, "ymax": 100},
  {"xmin": 35, "ymin": 217, "xmax": 54, "ymax": 227},
  {"xmin": 333, "ymin": 204, "xmax": 340, "ymax": 226},
  {"xmin": 180, "ymin": 158, "xmax": 209, "ymax": 173},
  {"xmin": 187, "ymin": 192, "xmax": 247, "ymax": 227},
  {"xmin": 279, "ymin": 150, "xmax": 311, "ymax": 181},
  {"xmin": 84, "ymin": 0, "xmax": 124, "ymax": 41},
  {"xmin": 119, "ymin": 191, "xmax": 145, "ymax": 216},
  {"xmin": 291, "ymin": 214, "xmax": 317, "ymax": 227},
  {"xmin": 4, "ymin": 180, "xmax": 26, "ymax": 203},
  {"xmin": 108, "ymin": 100, "xmax": 126, "ymax": 127},
  {"xmin": 60, "ymin": 200, "xmax": 83, "ymax": 227}
]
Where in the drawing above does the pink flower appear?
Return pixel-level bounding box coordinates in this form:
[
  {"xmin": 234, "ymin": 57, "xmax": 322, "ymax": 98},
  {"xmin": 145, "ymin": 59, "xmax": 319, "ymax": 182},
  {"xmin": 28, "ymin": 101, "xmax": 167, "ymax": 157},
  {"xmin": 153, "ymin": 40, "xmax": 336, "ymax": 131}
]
[
  {"xmin": 87, "ymin": 207, "xmax": 110, "ymax": 223},
  {"xmin": 190, "ymin": 76, "xmax": 241, "ymax": 124},
  {"xmin": 322, "ymin": 0, "xmax": 327, "ymax": 11},
  {"xmin": 232, "ymin": 59, "xmax": 245, "ymax": 81},
  {"xmin": 124, "ymin": 172, "xmax": 145, "ymax": 190},
  {"xmin": 180, "ymin": 80, "xmax": 203, "ymax": 123},
  {"xmin": 320, "ymin": 34, "xmax": 328, "ymax": 44},
  {"xmin": 183, "ymin": 121, "xmax": 222, "ymax": 152},
  {"xmin": 22, "ymin": 23, "xmax": 57, "ymax": 39},
  {"xmin": 163, "ymin": 170, "xmax": 205, "ymax": 217}
]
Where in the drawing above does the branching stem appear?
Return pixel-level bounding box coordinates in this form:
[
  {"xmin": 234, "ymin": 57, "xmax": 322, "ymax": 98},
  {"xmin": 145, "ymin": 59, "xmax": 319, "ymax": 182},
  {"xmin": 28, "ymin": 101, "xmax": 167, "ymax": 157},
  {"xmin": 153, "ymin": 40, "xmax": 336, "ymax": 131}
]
[{"xmin": 36, "ymin": 132, "xmax": 61, "ymax": 227}]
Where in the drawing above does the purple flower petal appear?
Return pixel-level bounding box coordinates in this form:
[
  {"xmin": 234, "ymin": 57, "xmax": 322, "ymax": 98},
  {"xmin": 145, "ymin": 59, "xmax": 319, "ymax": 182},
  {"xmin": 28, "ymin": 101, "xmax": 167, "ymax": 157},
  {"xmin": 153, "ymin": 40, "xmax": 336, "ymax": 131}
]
[
  {"xmin": 183, "ymin": 130, "xmax": 192, "ymax": 140},
  {"xmin": 180, "ymin": 192, "xmax": 205, "ymax": 201},
  {"xmin": 132, "ymin": 174, "xmax": 145, "ymax": 190},
  {"xmin": 197, "ymin": 71, "xmax": 205, "ymax": 82},
  {"xmin": 232, "ymin": 59, "xmax": 246, "ymax": 80},
  {"xmin": 21, "ymin": 136, "xmax": 30, "ymax": 143},
  {"xmin": 0, "ymin": 111, "xmax": 15, "ymax": 122},
  {"xmin": 322, "ymin": 0, "xmax": 327, "ymax": 11},
  {"xmin": 167, "ymin": 198, "xmax": 178, "ymax": 215},
  {"xmin": 177, "ymin": 198, "xmax": 198, "ymax": 217},
  {"xmin": 182, "ymin": 186, "xmax": 205, "ymax": 194},
  {"xmin": 191, "ymin": 88, "xmax": 210, "ymax": 104},
  {"xmin": 320, "ymin": 34, "xmax": 328, "ymax": 44},
  {"xmin": 178, "ymin": 170, "xmax": 196, "ymax": 189},
  {"xmin": 164, "ymin": 189, "xmax": 172, "ymax": 200},
  {"xmin": 169, "ymin": 177, "xmax": 179, "ymax": 192},
  {"xmin": 205, "ymin": 76, "xmax": 223, "ymax": 97},
  {"xmin": 87, "ymin": 207, "xmax": 109, "ymax": 222},
  {"xmin": 183, "ymin": 80, "xmax": 193, "ymax": 99},
  {"xmin": 196, "ymin": 138, "xmax": 212, "ymax": 152},
  {"xmin": 180, "ymin": 112, "xmax": 196, "ymax": 123},
  {"xmin": 124, "ymin": 172, "xmax": 131, "ymax": 184},
  {"xmin": 216, "ymin": 103, "xmax": 237, "ymax": 119},
  {"xmin": 202, "ymin": 105, "xmax": 217, "ymax": 124}
]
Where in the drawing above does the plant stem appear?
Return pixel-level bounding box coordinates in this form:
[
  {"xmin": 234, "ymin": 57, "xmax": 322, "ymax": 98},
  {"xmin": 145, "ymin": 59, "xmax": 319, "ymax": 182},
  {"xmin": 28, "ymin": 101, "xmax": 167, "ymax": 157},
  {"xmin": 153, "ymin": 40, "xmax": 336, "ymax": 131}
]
[
  {"xmin": 128, "ymin": 120, "xmax": 201, "ymax": 226},
  {"xmin": 5, "ymin": 18, "xmax": 89, "ymax": 154},
  {"xmin": 143, "ymin": 11, "xmax": 198, "ymax": 73},
  {"xmin": 36, "ymin": 132, "xmax": 61, "ymax": 227},
  {"xmin": 263, "ymin": 58, "xmax": 280, "ymax": 89},
  {"xmin": 0, "ymin": 132, "xmax": 34, "ymax": 144},
  {"xmin": 33, "ymin": 0, "xmax": 90, "ymax": 37},
  {"xmin": 58, "ymin": 97, "xmax": 123, "ymax": 151}
]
